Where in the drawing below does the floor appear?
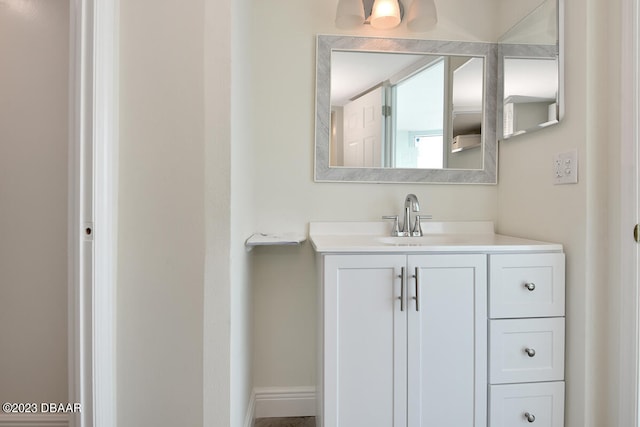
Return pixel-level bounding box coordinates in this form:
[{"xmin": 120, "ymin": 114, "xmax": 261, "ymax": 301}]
[{"xmin": 254, "ymin": 417, "xmax": 316, "ymax": 427}]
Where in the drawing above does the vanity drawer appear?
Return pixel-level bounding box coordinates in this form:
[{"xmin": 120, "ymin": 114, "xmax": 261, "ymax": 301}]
[
  {"xmin": 489, "ymin": 382, "xmax": 564, "ymax": 427},
  {"xmin": 489, "ymin": 253, "xmax": 565, "ymax": 319},
  {"xmin": 489, "ymin": 318, "xmax": 565, "ymax": 384}
]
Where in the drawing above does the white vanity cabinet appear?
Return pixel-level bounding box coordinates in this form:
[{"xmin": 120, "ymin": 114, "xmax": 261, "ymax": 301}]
[
  {"xmin": 310, "ymin": 221, "xmax": 566, "ymax": 427},
  {"xmin": 319, "ymin": 253, "xmax": 487, "ymax": 427},
  {"xmin": 488, "ymin": 253, "xmax": 566, "ymax": 427}
]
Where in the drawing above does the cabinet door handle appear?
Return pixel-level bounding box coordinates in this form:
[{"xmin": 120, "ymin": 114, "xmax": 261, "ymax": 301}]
[
  {"xmin": 524, "ymin": 282, "xmax": 536, "ymax": 291},
  {"xmin": 524, "ymin": 412, "xmax": 536, "ymax": 422},
  {"xmin": 398, "ymin": 267, "xmax": 405, "ymax": 311},
  {"xmin": 524, "ymin": 347, "xmax": 536, "ymax": 357},
  {"xmin": 412, "ymin": 267, "xmax": 420, "ymax": 311}
]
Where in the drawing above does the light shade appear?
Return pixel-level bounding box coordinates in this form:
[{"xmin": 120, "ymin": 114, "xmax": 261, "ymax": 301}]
[
  {"xmin": 370, "ymin": 0, "xmax": 402, "ymax": 29},
  {"xmin": 407, "ymin": 0, "xmax": 437, "ymax": 32},
  {"xmin": 335, "ymin": 0, "xmax": 366, "ymax": 29}
]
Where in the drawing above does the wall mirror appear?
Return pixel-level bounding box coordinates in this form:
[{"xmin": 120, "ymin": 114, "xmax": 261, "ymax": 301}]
[
  {"xmin": 314, "ymin": 1, "xmax": 562, "ymax": 183},
  {"xmin": 498, "ymin": 0, "xmax": 563, "ymax": 139},
  {"xmin": 315, "ymin": 35, "xmax": 497, "ymax": 184}
]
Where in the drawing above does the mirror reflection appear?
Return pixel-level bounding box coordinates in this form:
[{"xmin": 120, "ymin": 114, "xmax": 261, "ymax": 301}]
[
  {"xmin": 330, "ymin": 51, "xmax": 484, "ymax": 170},
  {"xmin": 314, "ymin": 1, "xmax": 562, "ymax": 183},
  {"xmin": 499, "ymin": 0, "xmax": 561, "ymax": 139},
  {"xmin": 502, "ymin": 56, "xmax": 558, "ymax": 138},
  {"xmin": 315, "ymin": 36, "xmax": 497, "ymax": 184}
]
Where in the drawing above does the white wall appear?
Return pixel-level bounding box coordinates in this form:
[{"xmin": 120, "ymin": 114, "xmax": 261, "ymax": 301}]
[
  {"xmin": 118, "ymin": 1, "xmax": 205, "ymax": 425},
  {"xmin": 119, "ymin": 0, "xmax": 254, "ymax": 425},
  {"xmin": 203, "ymin": 0, "xmax": 255, "ymax": 424},
  {"xmin": 0, "ymin": 0, "xmax": 69, "ymax": 404},
  {"xmin": 249, "ymin": 2, "xmax": 627, "ymax": 426},
  {"xmin": 497, "ymin": 0, "xmax": 622, "ymax": 426},
  {"xmin": 203, "ymin": 0, "xmax": 232, "ymax": 422},
  {"xmin": 230, "ymin": 0, "xmax": 255, "ymax": 423},
  {"xmin": 249, "ymin": 0, "xmax": 502, "ymax": 391},
  {"xmin": 114, "ymin": 0, "xmax": 626, "ymax": 425}
]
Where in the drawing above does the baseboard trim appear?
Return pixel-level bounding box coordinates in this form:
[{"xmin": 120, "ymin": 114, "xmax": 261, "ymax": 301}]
[
  {"xmin": 253, "ymin": 386, "xmax": 316, "ymax": 419},
  {"xmin": 0, "ymin": 414, "xmax": 69, "ymax": 427}
]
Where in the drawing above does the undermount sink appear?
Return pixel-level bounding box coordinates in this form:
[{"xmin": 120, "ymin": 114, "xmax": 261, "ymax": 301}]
[
  {"xmin": 309, "ymin": 221, "xmax": 563, "ymax": 253},
  {"xmin": 376, "ymin": 235, "xmax": 473, "ymax": 245}
]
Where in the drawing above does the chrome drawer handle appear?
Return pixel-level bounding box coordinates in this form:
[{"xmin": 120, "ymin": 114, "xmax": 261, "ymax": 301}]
[
  {"xmin": 398, "ymin": 267, "xmax": 405, "ymax": 312},
  {"xmin": 412, "ymin": 267, "xmax": 419, "ymax": 312},
  {"xmin": 524, "ymin": 348, "xmax": 536, "ymax": 357},
  {"xmin": 524, "ymin": 412, "xmax": 536, "ymax": 422},
  {"xmin": 524, "ymin": 282, "xmax": 536, "ymax": 291}
]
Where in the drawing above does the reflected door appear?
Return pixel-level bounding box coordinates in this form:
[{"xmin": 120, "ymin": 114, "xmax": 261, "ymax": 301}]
[{"xmin": 343, "ymin": 87, "xmax": 383, "ymax": 167}]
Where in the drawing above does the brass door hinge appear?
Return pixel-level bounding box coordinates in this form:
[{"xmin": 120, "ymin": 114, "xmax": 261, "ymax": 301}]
[{"xmin": 635, "ymin": 224, "xmax": 639, "ymax": 242}]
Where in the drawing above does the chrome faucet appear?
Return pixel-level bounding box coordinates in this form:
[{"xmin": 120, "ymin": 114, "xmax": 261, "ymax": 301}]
[
  {"xmin": 383, "ymin": 194, "xmax": 430, "ymax": 237},
  {"xmin": 403, "ymin": 194, "xmax": 420, "ymax": 236}
]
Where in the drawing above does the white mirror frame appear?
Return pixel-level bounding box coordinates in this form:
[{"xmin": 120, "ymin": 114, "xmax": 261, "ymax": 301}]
[{"xmin": 314, "ymin": 35, "xmax": 498, "ymax": 184}]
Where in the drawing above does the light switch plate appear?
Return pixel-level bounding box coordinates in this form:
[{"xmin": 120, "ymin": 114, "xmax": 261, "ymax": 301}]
[{"xmin": 554, "ymin": 149, "xmax": 578, "ymax": 185}]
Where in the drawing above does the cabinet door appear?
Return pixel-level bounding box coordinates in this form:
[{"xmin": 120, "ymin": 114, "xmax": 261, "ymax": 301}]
[
  {"xmin": 323, "ymin": 254, "xmax": 407, "ymax": 427},
  {"xmin": 407, "ymin": 254, "xmax": 487, "ymax": 427}
]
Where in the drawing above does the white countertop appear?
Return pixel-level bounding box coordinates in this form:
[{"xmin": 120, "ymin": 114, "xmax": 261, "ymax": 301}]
[
  {"xmin": 309, "ymin": 221, "xmax": 563, "ymax": 253},
  {"xmin": 245, "ymin": 232, "xmax": 306, "ymax": 250}
]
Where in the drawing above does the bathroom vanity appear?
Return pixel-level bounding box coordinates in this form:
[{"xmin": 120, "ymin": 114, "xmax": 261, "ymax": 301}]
[{"xmin": 310, "ymin": 221, "xmax": 565, "ymax": 427}]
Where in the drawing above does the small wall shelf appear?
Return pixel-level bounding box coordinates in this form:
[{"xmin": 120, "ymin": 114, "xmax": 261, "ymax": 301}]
[{"xmin": 245, "ymin": 232, "xmax": 306, "ymax": 251}]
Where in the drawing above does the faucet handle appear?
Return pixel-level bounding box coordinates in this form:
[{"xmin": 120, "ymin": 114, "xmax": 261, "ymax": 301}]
[
  {"xmin": 382, "ymin": 215, "xmax": 400, "ymax": 236},
  {"xmin": 412, "ymin": 215, "xmax": 432, "ymax": 237}
]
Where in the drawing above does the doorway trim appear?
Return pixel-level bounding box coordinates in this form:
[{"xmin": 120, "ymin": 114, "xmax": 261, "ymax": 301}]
[
  {"xmin": 619, "ymin": 0, "xmax": 639, "ymax": 425},
  {"xmin": 68, "ymin": 0, "xmax": 118, "ymax": 426}
]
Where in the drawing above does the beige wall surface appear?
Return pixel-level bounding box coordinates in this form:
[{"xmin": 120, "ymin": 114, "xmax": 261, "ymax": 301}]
[
  {"xmin": 250, "ymin": 1, "xmax": 625, "ymax": 427},
  {"xmin": 246, "ymin": 0, "xmax": 544, "ymax": 395},
  {"xmin": 229, "ymin": 0, "xmax": 255, "ymax": 423},
  {"xmin": 115, "ymin": 0, "xmax": 628, "ymax": 425},
  {"xmin": 118, "ymin": 1, "xmax": 206, "ymax": 426},
  {"xmin": 0, "ymin": 0, "xmax": 69, "ymax": 404},
  {"xmin": 203, "ymin": 0, "xmax": 255, "ymax": 425},
  {"xmin": 498, "ymin": 0, "xmax": 623, "ymax": 426},
  {"xmin": 247, "ymin": 0, "xmax": 516, "ymax": 392},
  {"xmin": 119, "ymin": 0, "xmax": 255, "ymax": 425}
]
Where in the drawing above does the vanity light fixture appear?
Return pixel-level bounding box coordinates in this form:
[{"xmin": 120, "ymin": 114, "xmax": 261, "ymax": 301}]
[
  {"xmin": 335, "ymin": 0, "xmax": 437, "ymax": 31},
  {"xmin": 370, "ymin": 0, "xmax": 402, "ymax": 29}
]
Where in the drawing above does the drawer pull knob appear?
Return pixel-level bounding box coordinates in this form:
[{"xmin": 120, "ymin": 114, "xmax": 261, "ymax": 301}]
[
  {"xmin": 524, "ymin": 412, "xmax": 536, "ymax": 422},
  {"xmin": 524, "ymin": 282, "xmax": 536, "ymax": 291},
  {"xmin": 524, "ymin": 348, "xmax": 536, "ymax": 357}
]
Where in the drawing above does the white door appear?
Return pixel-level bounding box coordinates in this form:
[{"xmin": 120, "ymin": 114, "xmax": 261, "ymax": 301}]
[
  {"xmin": 342, "ymin": 88, "xmax": 383, "ymax": 167},
  {"xmin": 407, "ymin": 254, "xmax": 487, "ymax": 427},
  {"xmin": 323, "ymin": 254, "xmax": 407, "ymax": 427},
  {"xmin": 620, "ymin": 0, "xmax": 640, "ymax": 423}
]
